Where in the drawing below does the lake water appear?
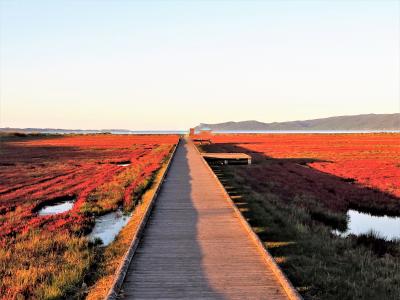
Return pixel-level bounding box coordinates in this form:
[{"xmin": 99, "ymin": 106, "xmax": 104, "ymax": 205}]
[
  {"xmin": 11, "ymin": 129, "xmax": 400, "ymax": 135},
  {"xmin": 335, "ymin": 210, "xmax": 400, "ymax": 240},
  {"xmin": 118, "ymin": 163, "xmax": 130, "ymax": 167},
  {"xmin": 38, "ymin": 199, "xmax": 75, "ymax": 216},
  {"xmin": 214, "ymin": 130, "xmax": 400, "ymax": 134},
  {"xmin": 35, "ymin": 130, "xmax": 187, "ymax": 135},
  {"xmin": 89, "ymin": 210, "xmax": 131, "ymax": 246},
  {"xmin": 131, "ymin": 130, "xmax": 400, "ymax": 134}
]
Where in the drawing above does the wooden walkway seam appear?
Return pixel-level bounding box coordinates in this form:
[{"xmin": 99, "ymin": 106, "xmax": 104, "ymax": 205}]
[
  {"xmin": 106, "ymin": 140, "xmax": 180, "ymax": 300},
  {"xmin": 192, "ymin": 140, "xmax": 302, "ymax": 300},
  {"xmin": 118, "ymin": 138, "xmax": 300, "ymax": 299}
]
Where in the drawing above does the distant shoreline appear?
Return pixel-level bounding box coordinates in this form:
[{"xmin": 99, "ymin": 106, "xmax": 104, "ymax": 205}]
[
  {"xmin": 1, "ymin": 129, "xmax": 399, "ymax": 135},
  {"xmin": 212, "ymin": 130, "xmax": 400, "ymax": 134}
]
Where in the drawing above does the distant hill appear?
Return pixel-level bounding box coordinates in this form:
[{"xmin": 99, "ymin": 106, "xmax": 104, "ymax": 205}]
[{"xmin": 195, "ymin": 113, "xmax": 400, "ymax": 131}]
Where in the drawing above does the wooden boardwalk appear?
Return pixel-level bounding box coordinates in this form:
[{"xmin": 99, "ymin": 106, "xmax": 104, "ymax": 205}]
[{"xmin": 119, "ymin": 139, "xmax": 293, "ymax": 299}]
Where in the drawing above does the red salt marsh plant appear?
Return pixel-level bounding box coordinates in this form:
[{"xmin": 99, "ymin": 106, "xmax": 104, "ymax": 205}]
[
  {"xmin": 205, "ymin": 133, "xmax": 400, "ymax": 213},
  {"xmin": 0, "ymin": 134, "xmax": 178, "ymax": 299},
  {"xmin": 199, "ymin": 133, "xmax": 400, "ymax": 299}
]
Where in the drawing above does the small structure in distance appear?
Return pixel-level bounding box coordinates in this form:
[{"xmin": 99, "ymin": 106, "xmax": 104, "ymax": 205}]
[
  {"xmin": 189, "ymin": 126, "xmax": 213, "ymax": 144},
  {"xmin": 189, "ymin": 127, "xmax": 252, "ymax": 165}
]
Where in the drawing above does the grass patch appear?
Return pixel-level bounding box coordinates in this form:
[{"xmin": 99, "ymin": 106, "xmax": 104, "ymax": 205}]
[
  {"xmin": 215, "ymin": 165, "xmax": 400, "ymax": 300},
  {"xmin": 85, "ymin": 147, "xmax": 174, "ymax": 300},
  {"xmin": 0, "ymin": 230, "xmax": 99, "ymax": 299}
]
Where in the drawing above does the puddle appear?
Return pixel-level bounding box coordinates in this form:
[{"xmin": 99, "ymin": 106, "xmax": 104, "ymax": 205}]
[
  {"xmin": 89, "ymin": 210, "xmax": 131, "ymax": 246},
  {"xmin": 118, "ymin": 163, "xmax": 130, "ymax": 167},
  {"xmin": 38, "ymin": 198, "xmax": 75, "ymax": 216},
  {"xmin": 334, "ymin": 210, "xmax": 400, "ymax": 240},
  {"xmin": 114, "ymin": 161, "xmax": 131, "ymax": 167}
]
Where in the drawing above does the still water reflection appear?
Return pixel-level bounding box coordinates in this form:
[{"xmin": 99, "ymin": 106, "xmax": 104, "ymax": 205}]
[
  {"xmin": 38, "ymin": 200, "xmax": 75, "ymax": 216},
  {"xmin": 336, "ymin": 210, "xmax": 400, "ymax": 240},
  {"xmin": 89, "ymin": 210, "xmax": 131, "ymax": 246}
]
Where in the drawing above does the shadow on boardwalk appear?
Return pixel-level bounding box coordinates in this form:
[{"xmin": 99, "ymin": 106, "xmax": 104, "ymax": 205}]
[{"xmin": 201, "ymin": 142, "xmax": 400, "ymax": 216}]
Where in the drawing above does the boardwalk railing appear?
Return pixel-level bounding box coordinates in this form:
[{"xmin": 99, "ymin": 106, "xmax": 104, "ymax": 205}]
[{"xmin": 106, "ymin": 139, "xmax": 180, "ymax": 300}]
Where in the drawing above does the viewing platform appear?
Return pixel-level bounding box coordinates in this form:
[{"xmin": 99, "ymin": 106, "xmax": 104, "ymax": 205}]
[{"xmin": 201, "ymin": 152, "xmax": 252, "ymax": 165}]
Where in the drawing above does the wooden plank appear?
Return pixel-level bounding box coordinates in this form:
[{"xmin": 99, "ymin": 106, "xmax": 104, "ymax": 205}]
[
  {"xmin": 106, "ymin": 141, "xmax": 179, "ymax": 299},
  {"xmin": 119, "ymin": 138, "xmax": 296, "ymax": 299},
  {"xmin": 201, "ymin": 152, "xmax": 252, "ymax": 165},
  {"xmin": 201, "ymin": 153, "xmax": 251, "ymax": 159}
]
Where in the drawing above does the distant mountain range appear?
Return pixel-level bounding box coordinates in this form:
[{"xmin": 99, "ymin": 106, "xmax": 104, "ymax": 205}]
[
  {"xmin": 195, "ymin": 113, "xmax": 400, "ymax": 131},
  {"xmin": 1, "ymin": 113, "xmax": 399, "ymax": 134}
]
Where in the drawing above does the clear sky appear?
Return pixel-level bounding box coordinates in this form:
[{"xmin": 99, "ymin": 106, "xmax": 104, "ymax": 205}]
[{"xmin": 0, "ymin": 0, "xmax": 399, "ymax": 130}]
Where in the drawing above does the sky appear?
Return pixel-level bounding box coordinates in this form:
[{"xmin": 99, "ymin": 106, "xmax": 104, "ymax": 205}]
[{"xmin": 0, "ymin": 0, "xmax": 399, "ymax": 130}]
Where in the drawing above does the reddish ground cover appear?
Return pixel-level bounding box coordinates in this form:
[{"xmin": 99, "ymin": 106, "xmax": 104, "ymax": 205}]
[
  {"xmin": 0, "ymin": 134, "xmax": 178, "ymax": 298},
  {"xmin": 209, "ymin": 134, "xmax": 400, "ymax": 196},
  {"xmin": 203, "ymin": 134, "xmax": 400, "ymax": 214},
  {"xmin": 199, "ymin": 134, "xmax": 400, "ymax": 300}
]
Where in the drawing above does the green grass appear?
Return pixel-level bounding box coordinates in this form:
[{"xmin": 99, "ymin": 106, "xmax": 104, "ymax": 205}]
[{"xmin": 214, "ymin": 165, "xmax": 400, "ymax": 300}]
